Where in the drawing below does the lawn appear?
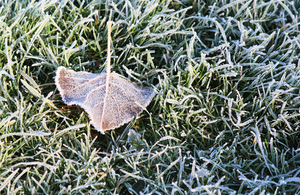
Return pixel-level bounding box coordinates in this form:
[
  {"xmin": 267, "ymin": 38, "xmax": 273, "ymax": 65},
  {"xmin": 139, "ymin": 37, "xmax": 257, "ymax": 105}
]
[{"xmin": 1, "ymin": 0, "xmax": 300, "ymax": 194}]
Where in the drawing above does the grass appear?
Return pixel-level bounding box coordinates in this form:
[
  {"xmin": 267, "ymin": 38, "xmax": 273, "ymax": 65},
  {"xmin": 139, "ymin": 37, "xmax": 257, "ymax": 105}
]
[{"xmin": 1, "ymin": 0, "xmax": 300, "ymax": 194}]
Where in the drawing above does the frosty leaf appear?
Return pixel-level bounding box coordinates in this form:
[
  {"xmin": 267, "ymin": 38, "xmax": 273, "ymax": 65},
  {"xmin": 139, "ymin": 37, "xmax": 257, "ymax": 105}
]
[
  {"xmin": 55, "ymin": 67, "xmax": 154, "ymax": 134},
  {"xmin": 55, "ymin": 21, "xmax": 154, "ymax": 134}
]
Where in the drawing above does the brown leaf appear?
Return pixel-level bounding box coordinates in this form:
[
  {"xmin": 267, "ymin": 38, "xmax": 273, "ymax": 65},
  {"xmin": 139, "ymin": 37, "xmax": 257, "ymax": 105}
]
[{"xmin": 55, "ymin": 67, "xmax": 154, "ymax": 134}]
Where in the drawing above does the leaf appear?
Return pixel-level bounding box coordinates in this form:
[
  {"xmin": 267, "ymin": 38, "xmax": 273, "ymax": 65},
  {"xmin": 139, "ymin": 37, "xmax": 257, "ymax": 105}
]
[
  {"xmin": 55, "ymin": 67, "xmax": 154, "ymax": 134},
  {"xmin": 55, "ymin": 21, "xmax": 154, "ymax": 134}
]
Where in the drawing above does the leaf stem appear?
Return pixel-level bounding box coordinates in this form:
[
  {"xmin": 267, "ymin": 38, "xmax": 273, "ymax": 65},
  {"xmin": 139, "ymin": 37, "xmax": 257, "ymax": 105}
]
[{"xmin": 107, "ymin": 21, "xmax": 112, "ymax": 75}]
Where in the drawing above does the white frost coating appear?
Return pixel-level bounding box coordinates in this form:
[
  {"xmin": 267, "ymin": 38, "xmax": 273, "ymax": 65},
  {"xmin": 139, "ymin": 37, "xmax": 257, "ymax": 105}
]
[
  {"xmin": 55, "ymin": 21, "xmax": 154, "ymax": 134},
  {"xmin": 55, "ymin": 67, "xmax": 154, "ymax": 134}
]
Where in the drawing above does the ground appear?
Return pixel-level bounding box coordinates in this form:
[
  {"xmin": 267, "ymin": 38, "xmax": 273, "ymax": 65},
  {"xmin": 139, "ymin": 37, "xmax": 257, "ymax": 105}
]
[{"xmin": 0, "ymin": 0, "xmax": 300, "ymax": 194}]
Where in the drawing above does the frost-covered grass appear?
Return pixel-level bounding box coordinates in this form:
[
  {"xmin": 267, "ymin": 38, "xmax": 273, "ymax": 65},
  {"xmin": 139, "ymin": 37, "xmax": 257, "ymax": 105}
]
[{"xmin": 1, "ymin": 0, "xmax": 300, "ymax": 194}]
